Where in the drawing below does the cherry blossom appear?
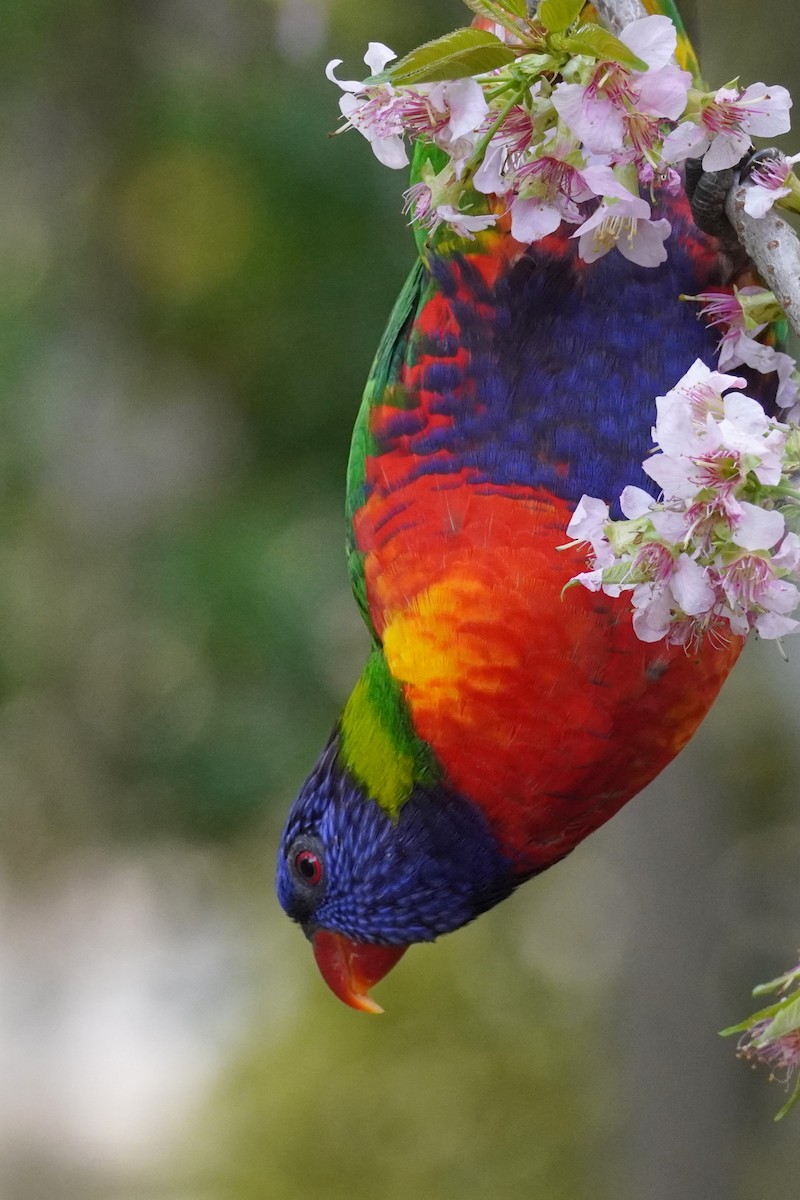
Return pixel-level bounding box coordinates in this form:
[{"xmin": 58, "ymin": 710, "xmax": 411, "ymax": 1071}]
[
  {"xmin": 399, "ymin": 79, "xmax": 489, "ymax": 177},
  {"xmin": 744, "ymin": 151, "xmax": 800, "ymax": 217},
  {"xmin": 685, "ymin": 289, "xmax": 800, "ymax": 412},
  {"xmin": 567, "ymin": 360, "xmax": 800, "ymax": 644},
  {"xmin": 572, "ymin": 182, "xmax": 671, "ymax": 266},
  {"xmin": 662, "ymin": 82, "xmax": 792, "ymax": 171},
  {"xmin": 552, "ymin": 14, "xmax": 691, "ymax": 187},
  {"xmin": 326, "ymin": 44, "xmax": 409, "ymax": 168}
]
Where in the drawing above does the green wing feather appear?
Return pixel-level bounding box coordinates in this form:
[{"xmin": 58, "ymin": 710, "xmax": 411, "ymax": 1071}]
[{"xmin": 345, "ymin": 258, "xmax": 426, "ymax": 639}]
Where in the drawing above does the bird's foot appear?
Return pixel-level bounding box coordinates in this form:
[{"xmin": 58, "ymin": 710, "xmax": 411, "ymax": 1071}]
[{"xmin": 685, "ymin": 148, "xmax": 783, "ymax": 242}]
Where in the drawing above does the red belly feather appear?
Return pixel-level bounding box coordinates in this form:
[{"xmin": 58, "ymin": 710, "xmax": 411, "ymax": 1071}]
[{"xmin": 355, "ymin": 475, "xmax": 742, "ymax": 874}]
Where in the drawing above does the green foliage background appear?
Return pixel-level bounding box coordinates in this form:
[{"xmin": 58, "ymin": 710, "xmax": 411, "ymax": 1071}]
[{"xmin": 1, "ymin": 2, "xmax": 800, "ymax": 1198}]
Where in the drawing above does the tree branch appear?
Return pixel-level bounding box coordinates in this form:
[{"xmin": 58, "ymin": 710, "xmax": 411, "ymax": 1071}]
[
  {"xmin": 725, "ymin": 189, "xmax": 800, "ymax": 330},
  {"xmin": 596, "ymin": 0, "xmax": 800, "ymax": 339},
  {"xmin": 591, "ymin": 0, "xmax": 647, "ymax": 29}
]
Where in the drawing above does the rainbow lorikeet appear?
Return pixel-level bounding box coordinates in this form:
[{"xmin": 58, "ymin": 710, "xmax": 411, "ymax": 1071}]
[{"xmin": 276, "ymin": 2, "xmax": 771, "ymax": 1012}]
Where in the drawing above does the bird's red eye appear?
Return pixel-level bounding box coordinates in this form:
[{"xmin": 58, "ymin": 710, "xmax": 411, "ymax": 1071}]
[{"xmin": 294, "ymin": 849, "xmax": 323, "ymax": 886}]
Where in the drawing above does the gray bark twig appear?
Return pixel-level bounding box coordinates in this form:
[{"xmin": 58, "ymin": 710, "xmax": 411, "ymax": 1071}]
[
  {"xmin": 725, "ymin": 189, "xmax": 800, "ymax": 327},
  {"xmin": 596, "ymin": 0, "xmax": 800, "ymax": 337},
  {"xmin": 592, "ymin": 0, "xmax": 647, "ymax": 29}
]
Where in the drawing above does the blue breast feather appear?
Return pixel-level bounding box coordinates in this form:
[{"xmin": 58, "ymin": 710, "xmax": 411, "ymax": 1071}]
[{"xmin": 374, "ymin": 206, "xmax": 744, "ymax": 514}]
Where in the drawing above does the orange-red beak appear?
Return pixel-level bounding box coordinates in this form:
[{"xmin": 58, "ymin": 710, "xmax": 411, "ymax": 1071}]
[{"xmin": 311, "ymin": 930, "xmax": 407, "ymax": 1014}]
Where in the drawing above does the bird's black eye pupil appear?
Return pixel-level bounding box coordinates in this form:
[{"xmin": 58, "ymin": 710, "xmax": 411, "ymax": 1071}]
[{"xmin": 294, "ymin": 848, "xmax": 322, "ymax": 885}]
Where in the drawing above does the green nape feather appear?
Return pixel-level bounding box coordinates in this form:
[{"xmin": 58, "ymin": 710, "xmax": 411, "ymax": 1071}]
[{"xmin": 339, "ymin": 648, "xmax": 440, "ymax": 817}]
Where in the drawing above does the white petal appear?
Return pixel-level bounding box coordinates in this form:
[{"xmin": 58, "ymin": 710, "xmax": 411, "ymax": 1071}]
[
  {"xmin": 743, "ymin": 182, "xmax": 788, "ymax": 218},
  {"xmin": 551, "ymin": 84, "xmax": 625, "ymax": 154},
  {"xmin": 510, "ymin": 199, "xmax": 563, "ymax": 243},
  {"xmin": 580, "ymin": 166, "xmax": 651, "ymax": 211},
  {"xmin": 735, "ymin": 502, "xmax": 785, "ymax": 551},
  {"xmin": 620, "ymin": 14, "xmax": 677, "ymax": 70},
  {"xmin": 739, "ymin": 83, "xmax": 792, "ymax": 137},
  {"xmin": 763, "ymin": 577, "xmax": 800, "ymax": 614},
  {"xmin": 577, "ymin": 228, "xmax": 613, "ymax": 264},
  {"xmin": 642, "ymin": 452, "xmax": 696, "ymax": 499},
  {"xmin": 364, "ymin": 42, "xmax": 397, "ymax": 75},
  {"xmin": 370, "ymin": 135, "xmax": 409, "ymax": 169},
  {"xmin": 702, "ymin": 131, "xmax": 751, "ymax": 172},
  {"xmin": 722, "ymin": 389, "xmax": 771, "ymax": 434},
  {"xmin": 650, "ymin": 508, "xmax": 688, "ymax": 541},
  {"xmin": 443, "ymin": 78, "xmax": 489, "ymax": 141},
  {"xmin": 617, "ymin": 217, "xmax": 671, "ymax": 267},
  {"xmin": 473, "ymin": 141, "xmax": 506, "ymax": 195},
  {"xmin": 620, "ymin": 485, "xmax": 655, "ymax": 519},
  {"xmin": 773, "ymin": 531, "xmax": 800, "ymax": 572},
  {"xmin": 635, "ymin": 66, "xmax": 692, "ymax": 121},
  {"xmin": 631, "ymin": 583, "xmax": 672, "ymax": 641},
  {"xmin": 571, "ymin": 569, "xmax": 606, "ymax": 592},
  {"xmin": 652, "ymin": 391, "xmax": 695, "ymax": 457},
  {"xmin": 671, "ymin": 555, "xmax": 716, "ymax": 616},
  {"xmin": 326, "ymin": 59, "xmax": 364, "ymax": 93},
  {"xmin": 661, "ymin": 120, "xmax": 708, "ymax": 164},
  {"xmin": 566, "ymin": 494, "xmax": 610, "ymax": 541},
  {"xmin": 755, "ymin": 611, "xmax": 800, "ymax": 638}
]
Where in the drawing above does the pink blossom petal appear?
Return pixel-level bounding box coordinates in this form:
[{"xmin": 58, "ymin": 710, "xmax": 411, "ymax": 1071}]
[
  {"xmin": 636, "ymin": 66, "xmax": 692, "ymax": 121},
  {"xmin": 738, "ymin": 83, "xmax": 792, "ymax": 138},
  {"xmin": 579, "ymin": 166, "xmax": 650, "ymax": 208},
  {"xmin": 735, "ymin": 502, "xmax": 785, "ymax": 551},
  {"xmin": 551, "ymin": 84, "xmax": 625, "ymax": 155},
  {"xmin": 743, "ymin": 181, "xmax": 791, "ymax": 218},
  {"xmin": 773, "ymin": 532, "xmax": 800, "ymax": 572},
  {"xmin": 620, "ymin": 485, "xmax": 655, "ymax": 519},
  {"xmin": 567, "ymin": 495, "xmax": 610, "ymax": 542},
  {"xmin": 473, "ymin": 141, "xmax": 507, "ymax": 195},
  {"xmin": 631, "ymin": 582, "xmax": 672, "ymax": 641},
  {"xmin": 755, "ymin": 611, "xmax": 800, "ymax": 638},
  {"xmin": 702, "ymin": 130, "xmax": 752, "ymax": 171},
  {"xmin": 441, "ymin": 78, "xmax": 490, "ymax": 140},
  {"xmin": 642, "ymin": 451, "xmax": 696, "ymax": 499},
  {"xmin": 617, "ymin": 216, "xmax": 671, "ymax": 267},
  {"xmin": 436, "ymin": 205, "xmax": 497, "ymax": 238},
  {"xmin": 620, "ymin": 14, "xmax": 677, "ymax": 70},
  {"xmin": 510, "ymin": 199, "xmax": 563, "ymax": 243},
  {"xmin": 661, "ymin": 120, "xmax": 708, "ymax": 164},
  {"xmin": 671, "ymin": 555, "xmax": 716, "ymax": 615}
]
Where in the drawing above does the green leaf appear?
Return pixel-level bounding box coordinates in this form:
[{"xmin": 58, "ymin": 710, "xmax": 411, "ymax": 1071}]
[
  {"xmin": 719, "ymin": 999, "xmax": 785, "ymax": 1038},
  {"xmin": 380, "ymin": 28, "xmax": 517, "ymax": 85},
  {"xmin": 560, "ymin": 23, "xmax": 647, "ymax": 71},
  {"xmin": 761, "ymin": 994, "xmax": 800, "ymax": 1043},
  {"xmin": 537, "ymin": 0, "xmax": 585, "ymax": 33},
  {"xmin": 775, "ymin": 1077, "xmax": 800, "ymax": 1121},
  {"xmin": 463, "ymin": 0, "xmax": 526, "ymax": 34},
  {"xmin": 753, "ymin": 965, "xmax": 800, "ymax": 996}
]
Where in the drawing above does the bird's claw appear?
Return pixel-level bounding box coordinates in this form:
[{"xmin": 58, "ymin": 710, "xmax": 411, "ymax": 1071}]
[
  {"xmin": 738, "ymin": 146, "xmax": 783, "ymax": 182},
  {"xmin": 685, "ymin": 147, "xmax": 783, "ymax": 243},
  {"xmin": 685, "ymin": 157, "xmax": 736, "ymax": 241}
]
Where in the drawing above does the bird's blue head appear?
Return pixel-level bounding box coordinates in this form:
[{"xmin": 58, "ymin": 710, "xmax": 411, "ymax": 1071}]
[{"xmin": 276, "ymin": 732, "xmax": 516, "ymax": 1012}]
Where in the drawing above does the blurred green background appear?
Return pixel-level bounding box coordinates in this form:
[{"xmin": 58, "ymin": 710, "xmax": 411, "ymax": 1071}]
[{"xmin": 1, "ymin": 1, "xmax": 800, "ymax": 1197}]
